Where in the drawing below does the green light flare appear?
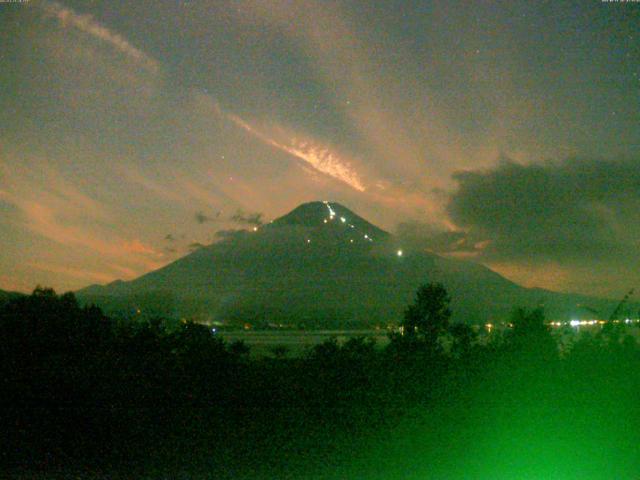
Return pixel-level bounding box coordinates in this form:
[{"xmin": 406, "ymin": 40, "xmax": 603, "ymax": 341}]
[{"xmin": 329, "ymin": 363, "xmax": 640, "ymax": 480}]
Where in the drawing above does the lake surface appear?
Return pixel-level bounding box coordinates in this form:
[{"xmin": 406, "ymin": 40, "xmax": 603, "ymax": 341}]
[{"xmin": 217, "ymin": 323, "xmax": 640, "ymax": 357}]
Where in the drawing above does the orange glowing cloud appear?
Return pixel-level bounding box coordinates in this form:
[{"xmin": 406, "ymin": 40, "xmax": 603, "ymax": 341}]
[
  {"xmin": 0, "ymin": 162, "xmax": 167, "ymax": 283},
  {"xmin": 26, "ymin": 261, "xmax": 118, "ymax": 284},
  {"xmin": 227, "ymin": 113, "xmax": 366, "ymax": 192},
  {"xmin": 122, "ymin": 239, "xmax": 161, "ymax": 257},
  {"xmin": 486, "ymin": 261, "xmax": 571, "ymax": 292}
]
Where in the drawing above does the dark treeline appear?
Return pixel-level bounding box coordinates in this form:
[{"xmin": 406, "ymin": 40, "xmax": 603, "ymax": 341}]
[{"xmin": 2, "ymin": 285, "xmax": 640, "ymax": 479}]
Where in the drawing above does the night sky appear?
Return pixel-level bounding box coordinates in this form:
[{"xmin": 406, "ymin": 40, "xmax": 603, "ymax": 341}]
[{"xmin": 1, "ymin": 0, "xmax": 638, "ymax": 296}]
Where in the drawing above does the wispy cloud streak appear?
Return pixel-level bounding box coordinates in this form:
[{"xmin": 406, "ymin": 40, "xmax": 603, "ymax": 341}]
[
  {"xmin": 227, "ymin": 113, "xmax": 365, "ymax": 192},
  {"xmin": 39, "ymin": 1, "xmax": 160, "ymax": 73}
]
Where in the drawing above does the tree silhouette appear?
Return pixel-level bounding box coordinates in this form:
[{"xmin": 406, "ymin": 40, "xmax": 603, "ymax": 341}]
[
  {"xmin": 449, "ymin": 322, "xmax": 476, "ymax": 359},
  {"xmin": 401, "ymin": 282, "xmax": 452, "ymax": 348},
  {"xmin": 506, "ymin": 307, "xmax": 557, "ymax": 361},
  {"xmin": 270, "ymin": 344, "xmax": 290, "ymax": 359}
]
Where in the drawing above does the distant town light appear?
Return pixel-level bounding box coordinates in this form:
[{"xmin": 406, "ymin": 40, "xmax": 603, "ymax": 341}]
[
  {"xmin": 570, "ymin": 320, "xmax": 580, "ymax": 327},
  {"xmin": 252, "ymin": 226, "xmax": 258, "ymax": 232},
  {"xmin": 397, "ymin": 249, "xmax": 403, "ymax": 257}
]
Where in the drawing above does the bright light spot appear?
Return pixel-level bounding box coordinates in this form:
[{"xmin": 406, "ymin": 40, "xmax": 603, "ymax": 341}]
[
  {"xmin": 397, "ymin": 249, "xmax": 403, "ymax": 257},
  {"xmin": 252, "ymin": 226, "xmax": 258, "ymax": 232},
  {"xmin": 306, "ymin": 239, "xmax": 311, "ymax": 243},
  {"xmin": 350, "ymin": 239, "xmax": 354, "ymax": 243},
  {"xmin": 324, "ymin": 219, "xmax": 328, "ymax": 223},
  {"xmin": 340, "ymin": 217, "xmax": 346, "ymax": 223},
  {"xmin": 211, "ymin": 328, "xmax": 217, "ymax": 333},
  {"xmin": 570, "ymin": 320, "xmax": 580, "ymax": 327},
  {"xmin": 364, "ymin": 234, "xmax": 369, "ymax": 239}
]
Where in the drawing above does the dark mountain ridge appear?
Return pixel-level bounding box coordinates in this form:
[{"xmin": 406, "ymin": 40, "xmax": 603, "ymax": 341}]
[{"xmin": 77, "ymin": 201, "xmax": 628, "ymax": 326}]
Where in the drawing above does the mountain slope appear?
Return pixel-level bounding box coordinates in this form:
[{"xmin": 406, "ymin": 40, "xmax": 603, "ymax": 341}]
[{"xmin": 77, "ymin": 201, "xmax": 623, "ymax": 326}]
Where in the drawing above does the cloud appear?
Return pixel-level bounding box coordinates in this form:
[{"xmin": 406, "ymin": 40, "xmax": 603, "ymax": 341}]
[
  {"xmin": 39, "ymin": 1, "xmax": 159, "ymax": 74},
  {"xmin": 0, "ymin": 162, "xmax": 165, "ymax": 274},
  {"xmin": 395, "ymin": 221, "xmax": 482, "ymax": 258},
  {"xmin": 122, "ymin": 239, "xmax": 160, "ymax": 256},
  {"xmin": 227, "ymin": 113, "xmax": 366, "ymax": 192},
  {"xmin": 26, "ymin": 261, "xmax": 117, "ymax": 284},
  {"xmin": 446, "ymin": 158, "xmax": 640, "ymax": 294},
  {"xmin": 108, "ymin": 264, "xmax": 138, "ymax": 279},
  {"xmin": 195, "ymin": 211, "xmax": 220, "ymax": 224},
  {"xmin": 233, "ymin": 0, "xmax": 458, "ymax": 188},
  {"xmin": 230, "ymin": 210, "xmax": 263, "ymax": 227},
  {"xmin": 448, "ymin": 158, "xmax": 640, "ymax": 260}
]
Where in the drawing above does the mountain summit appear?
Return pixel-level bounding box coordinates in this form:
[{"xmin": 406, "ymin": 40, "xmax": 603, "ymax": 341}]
[
  {"xmin": 77, "ymin": 201, "xmax": 616, "ymax": 326},
  {"xmin": 269, "ymin": 201, "xmax": 389, "ymax": 241}
]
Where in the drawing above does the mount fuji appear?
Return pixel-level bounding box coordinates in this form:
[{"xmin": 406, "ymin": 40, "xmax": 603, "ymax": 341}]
[{"xmin": 77, "ymin": 201, "xmax": 619, "ymax": 327}]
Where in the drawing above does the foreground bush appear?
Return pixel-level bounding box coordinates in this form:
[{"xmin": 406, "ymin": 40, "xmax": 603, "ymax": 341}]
[{"xmin": 1, "ymin": 288, "xmax": 639, "ymax": 479}]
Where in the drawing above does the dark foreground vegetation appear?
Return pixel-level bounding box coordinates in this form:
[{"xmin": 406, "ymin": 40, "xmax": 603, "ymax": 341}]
[{"xmin": 2, "ymin": 286, "xmax": 640, "ymax": 479}]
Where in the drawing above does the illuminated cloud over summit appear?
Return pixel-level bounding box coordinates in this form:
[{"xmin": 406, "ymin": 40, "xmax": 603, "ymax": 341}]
[{"xmin": 227, "ymin": 113, "xmax": 366, "ymax": 192}]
